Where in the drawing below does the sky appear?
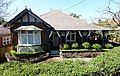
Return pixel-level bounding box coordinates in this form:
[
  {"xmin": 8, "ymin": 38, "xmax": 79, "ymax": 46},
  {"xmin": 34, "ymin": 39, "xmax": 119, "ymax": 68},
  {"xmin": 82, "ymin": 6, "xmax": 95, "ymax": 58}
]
[{"xmin": 7, "ymin": 0, "xmax": 119, "ymax": 23}]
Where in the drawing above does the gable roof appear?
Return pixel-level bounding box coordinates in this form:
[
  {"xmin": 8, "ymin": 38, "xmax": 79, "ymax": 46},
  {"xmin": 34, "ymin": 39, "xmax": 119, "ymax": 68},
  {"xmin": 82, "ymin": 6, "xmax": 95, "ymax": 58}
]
[
  {"xmin": 0, "ymin": 25, "xmax": 10, "ymax": 35},
  {"xmin": 40, "ymin": 10, "xmax": 89, "ymax": 30},
  {"xmin": 4, "ymin": 8, "xmax": 52, "ymax": 29},
  {"xmin": 40, "ymin": 10, "xmax": 112, "ymax": 31}
]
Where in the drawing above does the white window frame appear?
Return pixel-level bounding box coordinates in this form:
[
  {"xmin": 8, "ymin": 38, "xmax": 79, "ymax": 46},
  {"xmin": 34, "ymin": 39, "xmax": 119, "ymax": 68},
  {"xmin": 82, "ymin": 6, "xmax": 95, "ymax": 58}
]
[
  {"xmin": 2, "ymin": 36, "xmax": 11, "ymax": 45},
  {"xmin": 18, "ymin": 30, "xmax": 41, "ymax": 46},
  {"xmin": 66, "ymin": 31, "xmax": 76, "ymax": 42}
]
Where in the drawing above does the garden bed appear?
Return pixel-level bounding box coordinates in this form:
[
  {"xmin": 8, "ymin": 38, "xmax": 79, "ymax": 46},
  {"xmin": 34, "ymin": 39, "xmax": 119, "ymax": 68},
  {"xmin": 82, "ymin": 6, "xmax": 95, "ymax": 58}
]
[
  {"xmin": 10, "ymin": 51, "xmax": 49, "ymax": 62},
  {"xmin": 60, "ymin": 49, "xmax": 109, "ymax": 58}
]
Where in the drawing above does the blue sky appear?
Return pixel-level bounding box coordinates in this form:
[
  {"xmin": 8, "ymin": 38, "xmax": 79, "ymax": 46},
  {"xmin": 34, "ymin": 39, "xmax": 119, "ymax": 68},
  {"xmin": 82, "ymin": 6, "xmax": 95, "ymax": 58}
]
[{"xmin": 8, "ymin": 0, "xmax": 119, "ymax": 22}]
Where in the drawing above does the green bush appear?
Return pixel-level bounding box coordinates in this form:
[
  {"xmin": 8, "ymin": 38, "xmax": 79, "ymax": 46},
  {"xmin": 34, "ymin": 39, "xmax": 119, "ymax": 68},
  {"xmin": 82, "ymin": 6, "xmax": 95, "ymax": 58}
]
[
  {"xmin": 82, "ymin": 42, "xmax": 90, "ymax": 49},
  {"xmin": 43, "ymin": 45, "xmax": 49, "ymax": 52},
  {"xmin": 92, "ymin": 44, "xmax": 101, "ymax": 50},
  {"xmin": 63, "ymin": 44, "xmax": 69, "ymax": 50},
  {"xmin": 83, "ymin": 46, "xmax": 120, "ymax": 75},
  {"xmin": 71, "ymin": 43, "xmax": 79, "ymax": 49},
  {"xmin": 105, "ymin": 43, "xmax": 113, "ymax": 49},
  {"xmin": 10, "ymin": 51, "xmax": 45, "ymax": 58},
  {"xmin": 1, "ymin": 47, "xmax": 120, "ymax": 76}
]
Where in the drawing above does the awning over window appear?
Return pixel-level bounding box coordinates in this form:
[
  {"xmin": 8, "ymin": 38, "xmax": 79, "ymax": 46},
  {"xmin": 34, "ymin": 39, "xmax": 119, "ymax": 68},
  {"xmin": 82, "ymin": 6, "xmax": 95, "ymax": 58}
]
[{"xmin": 15, "ymin": 25, "xmax": 42, "ymax": 31}]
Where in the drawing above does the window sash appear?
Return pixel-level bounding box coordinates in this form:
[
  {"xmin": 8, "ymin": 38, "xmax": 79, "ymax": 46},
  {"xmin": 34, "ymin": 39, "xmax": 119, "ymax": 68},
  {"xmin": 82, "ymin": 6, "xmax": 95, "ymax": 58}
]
[
  {"xmin": 2, "ymin": 36, "xmax": 11, "ymax": 45},
  {"xmin": 18, "ymin": 31, "xmax": 41, "ymax": 46},
  {"xmin": 66, "ymin": 31, "xmax": 76, "ymax": 42}
]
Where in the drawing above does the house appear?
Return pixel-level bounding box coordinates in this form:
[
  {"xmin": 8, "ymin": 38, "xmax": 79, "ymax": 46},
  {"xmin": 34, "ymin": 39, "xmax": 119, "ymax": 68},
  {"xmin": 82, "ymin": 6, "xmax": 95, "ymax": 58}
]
[
  {"xmin": 4, "ymin": 8, "xmax": 111, "ymax": 54},
  {"xmin": 0, "ymin": 25, "xmax": 11, "ymax": 48}
]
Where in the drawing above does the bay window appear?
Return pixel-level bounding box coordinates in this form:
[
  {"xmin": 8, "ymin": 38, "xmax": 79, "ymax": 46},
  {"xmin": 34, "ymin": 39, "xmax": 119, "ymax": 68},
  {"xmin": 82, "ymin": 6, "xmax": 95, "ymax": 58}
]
[{"xmin": 18, "ymin": 30, "xmax": 41, "ymax": 46}]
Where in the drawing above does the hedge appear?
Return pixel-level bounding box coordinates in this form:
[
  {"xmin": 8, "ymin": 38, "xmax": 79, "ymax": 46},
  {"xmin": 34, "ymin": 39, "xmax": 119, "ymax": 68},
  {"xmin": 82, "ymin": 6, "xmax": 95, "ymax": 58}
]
[{"xmin": 0, "ymin": 46, "xmax": 120, "ymax": 76}]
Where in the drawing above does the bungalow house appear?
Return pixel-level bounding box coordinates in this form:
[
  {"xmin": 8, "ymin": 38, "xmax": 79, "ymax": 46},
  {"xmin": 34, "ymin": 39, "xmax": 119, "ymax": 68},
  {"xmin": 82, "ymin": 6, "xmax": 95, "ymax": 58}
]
[
  {"xmin": 0, "ymin": 25, "xmax": 11, "ymax": 48},
  {"xmin": 4, "ymin": 8, "xmax": 111, "ymax": 54}
]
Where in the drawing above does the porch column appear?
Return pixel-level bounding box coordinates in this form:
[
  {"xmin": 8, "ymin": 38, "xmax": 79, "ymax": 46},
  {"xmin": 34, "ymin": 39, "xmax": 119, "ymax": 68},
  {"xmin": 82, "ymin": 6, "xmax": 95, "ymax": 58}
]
[
  {"xmin": 101, "ymin": 30, "xmax": 108, "ymax": 46},
  {"xmin": 57, "ymin": 31, "xmax": 61, "ymax": 49},
  {"xmin": 49, "ymin": 31, "xmax": 53, "ymax": 38},
  {"xmin": 65, "ymin": 31, "xmax": 69, "ymax": 43},
  {"xmin": 78, "ymin": 31, "xmax": 83, "ymax": 43},
  {"xmin": 86, "ymin": 31, "xmax": 91, "ymax": 41}
]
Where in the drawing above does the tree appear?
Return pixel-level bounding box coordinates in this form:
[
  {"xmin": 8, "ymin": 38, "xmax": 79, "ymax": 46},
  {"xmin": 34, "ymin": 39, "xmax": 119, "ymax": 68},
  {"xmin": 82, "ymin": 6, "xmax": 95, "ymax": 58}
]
[
  {"xmin": 0, "ymin": 0, "xmax": 15, "ymax": 25},
  {"xmin": 70, "ymin": 13, "xmax": 81, "ymax": 19},
  {"xmin": 105, "ymin": 0, "xmax": 120, "ymax": 27},
  {"xmin": 0, "ymin": 0, "xmax": 15, "ymax": 18}
]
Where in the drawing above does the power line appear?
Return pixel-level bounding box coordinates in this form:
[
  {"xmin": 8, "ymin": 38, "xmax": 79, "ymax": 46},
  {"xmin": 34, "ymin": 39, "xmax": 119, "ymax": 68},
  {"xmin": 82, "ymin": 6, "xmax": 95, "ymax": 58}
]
[
  {"xmin": 63, "ymin": 0, "xmax": 87, "ymax": 11},
  {"xmin": 41, "ymin": 0, "xmax": 87, "ymax": 19}
]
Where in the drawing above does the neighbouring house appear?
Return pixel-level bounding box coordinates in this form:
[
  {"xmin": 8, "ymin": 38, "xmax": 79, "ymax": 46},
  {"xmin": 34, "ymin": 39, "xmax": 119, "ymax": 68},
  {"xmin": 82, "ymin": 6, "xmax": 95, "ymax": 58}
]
[
  {"xmin": 4, "ymin": 8, "xmax": 112, "ymax": 55},
  {"xmin": 0, "ymin": 25, "xmax": 11, "ymax": 48}
]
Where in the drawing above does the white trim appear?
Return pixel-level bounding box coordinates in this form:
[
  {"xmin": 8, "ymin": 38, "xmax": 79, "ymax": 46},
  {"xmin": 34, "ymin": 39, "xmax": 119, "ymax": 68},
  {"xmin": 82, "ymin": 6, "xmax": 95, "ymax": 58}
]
[
  {"xmin": 78, "ymin": 31, "xmax": 82, "ymax": 37},
  {"xmin": 57, "ymin": 31, "xmax": 61, "ymax": 37},
  {"xmin": 49, "ymin": 31, "xmax": 53, "ymax": 38},
  {"xmin": 66, "ymin": 31, "xmax": 69, "ymax": 37},
  {"xmin": 2, "ymin": 36, "xmax": 11, "ymax": 45},
  {"xmin": 87, "ymin": 31, "xmax": 91, "ymax": 37}
]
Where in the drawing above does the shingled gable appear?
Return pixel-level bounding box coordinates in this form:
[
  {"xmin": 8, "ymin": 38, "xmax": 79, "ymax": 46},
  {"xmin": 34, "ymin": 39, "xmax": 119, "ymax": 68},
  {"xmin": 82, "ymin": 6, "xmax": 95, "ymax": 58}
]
[{"xmin": 4, "ymin": 8, "xmax": 53, "ymax": 29}]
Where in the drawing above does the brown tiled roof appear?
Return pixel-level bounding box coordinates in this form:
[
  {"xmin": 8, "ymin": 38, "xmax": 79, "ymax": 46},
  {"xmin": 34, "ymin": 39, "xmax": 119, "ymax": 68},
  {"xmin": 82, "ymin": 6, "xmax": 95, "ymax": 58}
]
[
  {"xmin": 40, "ymin": 10, "xmax": 89, "ymax": 30},
  {"xmin": 0, "ymin": 25, "xmax": 10, "ymax": 35},
  {"xmin": 40, "ymin": 10, "xmax": 111, "ymax": 30}
]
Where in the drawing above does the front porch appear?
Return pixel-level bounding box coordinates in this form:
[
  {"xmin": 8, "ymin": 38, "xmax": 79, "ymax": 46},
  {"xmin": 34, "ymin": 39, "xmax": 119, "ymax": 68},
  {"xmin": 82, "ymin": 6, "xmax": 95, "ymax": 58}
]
[{"xmin": 49, "ymin": 30, "xmax": 109, "ymax": 50}]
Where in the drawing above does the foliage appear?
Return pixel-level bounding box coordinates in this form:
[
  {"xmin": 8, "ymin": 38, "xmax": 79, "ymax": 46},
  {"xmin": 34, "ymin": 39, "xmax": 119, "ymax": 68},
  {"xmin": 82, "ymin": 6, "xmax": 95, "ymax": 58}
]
[
  {"xmin": 71, "ymin": 43, "xmax": 79, "ymax": 49},
  {"xmin": 92, "ymin": 44, "xmax": 101, "ymax": 50},
  {"xmin": 0, "ymin": 60, "xmax": 85, "ymax": 76},
  {"xmin": 70, "ymin": 13, "xmax": 81, "ymax": 19},
  {"xmin": 0, "ymin": 0, "xmax": 15, "ymax": 18},
  {"xmin": 63, "ymin": 44, "xmax": 69, "ymax": 50},
  {"xmin": 42, "ymin": 45, "xmax": 49, "ymax": 52},
  {"xmin": 105, "ymin": 43, "xmax": 113, "ymax": 49},
  {"xmin": 82, "ymin": 42, "xmax": 90, "ymax": 49},
  {"xmin": 83, "ymin": 46, "xmax": 120, "ymax": 75},
  {"xmin": 10, "ymin": 50, "xmax": 44, "ymax": 58},
  {"xmin": 1, "ymin": 47, "xmax": 120, "ymax": 76}
]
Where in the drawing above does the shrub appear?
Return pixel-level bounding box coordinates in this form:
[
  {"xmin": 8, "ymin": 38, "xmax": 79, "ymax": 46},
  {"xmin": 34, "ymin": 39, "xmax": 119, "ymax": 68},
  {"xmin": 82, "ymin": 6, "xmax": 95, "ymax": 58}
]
[
  {"xmin": 63, "ymin": 44, "xmax": 69, "ymax": 50},
  {"xmin": 82, "ymin": 42, "xmax": 90, "ymax": 49},
  {"xmin": 92, "ymin": 44, "xmax": 101, "ymax": 50},
  {"xmin": 105, "ymin": 43, "xmax": 113, "ymax": 49},
  {"xmin": 83, "ymin": 46, "xmax": 120, "ymax": 75},
  {"xmin": 71, "ymin": 43, "xmax": 79, "ymax": 49},
  {"xmin": 10, "ymin": 51, "xmax": 45, "ymax": 58},
  {"xmin": 43, "ymin": 45, "xmax": 49, "ymax": 52}
]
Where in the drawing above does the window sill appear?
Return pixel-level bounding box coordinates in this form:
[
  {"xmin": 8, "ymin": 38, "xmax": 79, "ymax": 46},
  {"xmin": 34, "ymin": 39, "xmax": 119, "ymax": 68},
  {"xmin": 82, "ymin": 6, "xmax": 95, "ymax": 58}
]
[{"xmin": 17, "ymin": 44, "xmax": 41, "ymax": 47}]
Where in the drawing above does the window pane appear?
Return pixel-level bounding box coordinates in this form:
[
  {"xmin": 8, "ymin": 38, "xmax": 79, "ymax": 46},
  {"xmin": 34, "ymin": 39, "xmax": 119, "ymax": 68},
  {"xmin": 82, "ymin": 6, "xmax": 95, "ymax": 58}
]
[
  {"xmin": 28, "ymin": 31, "xmax": 33, "ymax": 34},
  {"xmin": 21, "ymin": 35, "xmax": 27, "ymax": 44},
  {"xmin": 28, "ymin": 35, "xmax": 34, "ymax": 44},
  {"xmin": 21, "ymin": 31, "xmax": 26, "ymax": 34},
  {"xmin": 35, "ymin": 35, "xmax": 40, "ymax": 44},
  {"xmin": 34, "ymin": 31, "xmax": 39, "ymax": 34}
]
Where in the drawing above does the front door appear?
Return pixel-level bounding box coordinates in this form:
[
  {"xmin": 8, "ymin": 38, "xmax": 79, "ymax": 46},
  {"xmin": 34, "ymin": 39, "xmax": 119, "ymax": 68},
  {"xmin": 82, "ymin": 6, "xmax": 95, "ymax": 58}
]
[{"xmin": 52, "ymin": 32, "xmax": 60, "ymax": 50}]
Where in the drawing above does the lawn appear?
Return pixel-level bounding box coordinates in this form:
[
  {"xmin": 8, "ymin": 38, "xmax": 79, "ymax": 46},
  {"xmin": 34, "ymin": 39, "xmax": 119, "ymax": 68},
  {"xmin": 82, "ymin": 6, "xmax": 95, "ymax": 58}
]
[{"xmin": 0, "ymin": 46, "xmax": 120, "ymax": 76}]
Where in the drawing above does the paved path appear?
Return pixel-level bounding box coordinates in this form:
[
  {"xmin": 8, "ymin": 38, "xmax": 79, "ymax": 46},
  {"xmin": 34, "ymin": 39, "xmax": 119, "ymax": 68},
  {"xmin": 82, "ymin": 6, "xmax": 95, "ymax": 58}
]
[{"xmin": 42, "ymin": 57, "xmax": 93, "ymax": 62}]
